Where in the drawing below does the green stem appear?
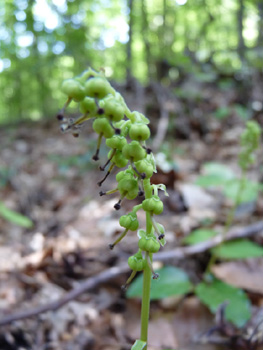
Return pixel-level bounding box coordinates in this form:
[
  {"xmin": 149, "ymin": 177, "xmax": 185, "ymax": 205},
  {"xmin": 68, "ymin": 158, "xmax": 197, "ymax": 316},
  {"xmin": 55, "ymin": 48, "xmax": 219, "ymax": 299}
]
[
  {"xmin": 140, "ymin": 179, "xmax": 153, "ymax": 349},
  {"xmin": 140, "ymin": 255, "xmax": 152, "ymax": 345},
  {"xmin": 109, "ymin": 228, "xmax": 128, "ymax": 249},
  {"xmin": 224, "ymin": 170, "xmax": 246, "ymax": 234},
  {"xmin": 132, "ymin": 204, "xmax": 143, "ymax": 213},
  {"xmin": 205, "ymin": 171, "xmax": 247, "ymax": 275}
]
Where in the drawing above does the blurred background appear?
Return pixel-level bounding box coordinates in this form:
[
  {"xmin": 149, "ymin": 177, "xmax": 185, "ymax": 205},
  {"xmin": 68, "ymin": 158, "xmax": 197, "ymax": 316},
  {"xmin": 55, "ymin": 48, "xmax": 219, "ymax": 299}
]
[
  {"xmin": 0, "ymin": 1, "xmax": 263, "ymax": 350},
  {"xmin": 1, "ymin": 0, "xmax": 263, "ymax": 122}
]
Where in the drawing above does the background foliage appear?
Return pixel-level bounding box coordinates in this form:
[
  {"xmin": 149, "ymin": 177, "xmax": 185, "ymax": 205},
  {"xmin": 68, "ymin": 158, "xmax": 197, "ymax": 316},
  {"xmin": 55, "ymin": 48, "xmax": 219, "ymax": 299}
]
[{"xmin": 0, "ymin": 0, "xmax": 263, "ymax": 122}]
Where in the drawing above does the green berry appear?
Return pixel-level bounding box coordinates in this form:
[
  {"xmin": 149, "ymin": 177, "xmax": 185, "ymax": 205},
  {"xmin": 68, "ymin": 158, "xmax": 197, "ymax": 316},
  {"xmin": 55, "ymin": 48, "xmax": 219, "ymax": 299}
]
[
  {"xmin": 114, "ymin": 120, "xmax": 131, "ymax": 137},
  {"xmin": 110, "ymin": 150, "xmax": 129, "ymax": 168},
  {"xmin": 114, "ymin": 92, "xmax": 132, "ymax": 118},
  {"xmin": 129, "ymin": 123, "xmax": 150, "ymax": 141},
  {"xmin": 93, "ymin": 117, "xmax": 114, "ymax": 138},
  {"xmin": 122, "ymin": 141, "xmax": 146, "ymax": 162},
  {"xmin": 100, "ymin": 96, "xmax": 125, "ymax": 122},
  {"xmin": 119, "ymin": 213, "xmax": 139, "ymax": 231},
  {"xmin": 128, "ymin": 252, "xmax": 146, "ymax": 271},
  {"xmin": 61, "ymin": 79, "xmax": 85, "ymax": 102},
  {"xmin": 129, "ymin": 111, "xmax": 150, "ymax": 124},
  {"xmin": 135, "ymin": 158, "xmax": 154, "ymax": 178},
  {"xmin": 238, "ymin": 121, "xmax": 261, "ymax": 170},
  {"xmin": 80, "ymin": 97, "xmax": 97, "ymax": 115},
  {"xmin": 241, "ymin": 121, "xmax": 261, "ymax": 149},
  {"xmin": 114, "ymin": 92, "xmax": 128, "ymax": 106},
  {"xmin": 85, "ymin": 77, "xmax": 113, "ymax": 99},
  {"xmin": 106, "ymin": 135, "xmax": 127, "ymax": 150},
  {"xmin": 116, "ymin": 168, "xmax": 134, "ymax": 182},
  {"xmin": 118, "ymin": 177, "xmax": 139, "ymax": 200},
  {"xmin": 142, "ymin": 195, "xmax": 163, "ymax": 215},
  {"xmin": 138, "ymin": 233, "xmax": 160, "ymax": 253},
  {"xmin": 77, "ymin": 68, "xmax": 100, "ymax": 83}
]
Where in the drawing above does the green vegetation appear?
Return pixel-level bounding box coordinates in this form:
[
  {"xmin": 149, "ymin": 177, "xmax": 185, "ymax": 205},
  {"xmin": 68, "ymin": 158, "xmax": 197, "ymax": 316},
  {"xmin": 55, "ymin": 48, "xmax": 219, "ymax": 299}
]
[
  {"xmin": 1, "ymin": 1, "xmax": 263, "ymax": 347},
  {"xmin": 127, "ymin": 266, "xmax": 193, "ymax": 300},
  {"xmin": 58, "ymin": 67, "xmax": 168, "ymax": 349},
  {"xmin": 127, "ymin": 120, "xmax": 262, "ymax": 329},
  {"xmin": 57, "ymin": 65, "xmax": 262, "ymax": 345},
  {"xmin": 196, "ymin": 278, "xmax": 251, "ymax": 328},
  {"xmin": 0, "ymin": 201, "xmax": 33, "ymax": 228},
  {"xmin": 1, "ymin": 0, "xmax": 263, "ymax": 122}
]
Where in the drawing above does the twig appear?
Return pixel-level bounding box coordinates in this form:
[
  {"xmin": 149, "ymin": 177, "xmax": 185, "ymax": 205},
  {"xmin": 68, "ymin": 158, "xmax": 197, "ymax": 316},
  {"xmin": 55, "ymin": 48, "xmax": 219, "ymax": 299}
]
[
  {"xmin": 197, "ymin": 334, "xmax": 233, "ymax": 346},
  {"xmin": 0, "ymin": 221, "xmax": 262, "ymax": 326},
  {"xmin": 156, "ymin": 220, "xmax": 263, "ymax": 261},
  {"xmin": 0, "ymin": 264, "xmax": 128, "ymax": 326}
]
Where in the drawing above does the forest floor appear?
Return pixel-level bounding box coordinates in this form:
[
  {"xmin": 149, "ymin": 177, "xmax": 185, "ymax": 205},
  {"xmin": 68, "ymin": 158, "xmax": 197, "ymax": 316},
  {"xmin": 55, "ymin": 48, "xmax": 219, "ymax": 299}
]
[{"xmin": 0, "ymin": 79, "xmax": 263, "ymax": 350}]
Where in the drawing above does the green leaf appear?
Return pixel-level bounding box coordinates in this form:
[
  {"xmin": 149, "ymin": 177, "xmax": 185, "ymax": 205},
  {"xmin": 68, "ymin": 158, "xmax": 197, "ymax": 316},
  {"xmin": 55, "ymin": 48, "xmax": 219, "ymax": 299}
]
[
  {"xmin": 204, "ymin": 163, "xmax": 235, "ymax": 178},
  {"xmin": 195, "ymin": 279, "xmax": 251, "ymax": 327},
  {"xmin": 212, "ymin": 239, "xmax": 263, "ymax": 259},
  {"xmin": 213, "ymin": 106, "xmax": 231, "ymax": 120},
  {"xmin": 131, "ymin": 340, "xmax": 146, "ymax": 350},
  {"xmin": 0, "ymin": 167, "xmax": 14, "ymax": 188},
  {"xmin": 234, "ymin": 104, "xmax": 250, "ymax": 120},
  {"xmin": 0, "ymin": 202, "xmax": 33, "ymax": 228},
  {"xmin": 183, "ymin": 229, "xmax": 218, "ymax": 245},
  {"xmin": 196, "ymin": 163, "xmax": 260, "ymax": 203},
  {"xmin": 223, "ymin": 179, "xmax": 259, "ymax": 203},
  {"xmin": 127, "ymin": 266, "xmax": 192, "ymax": 300},
  {"xmin": 196, "ymin": 162, "xmax": 235, "ymax": 187},
  {"xmin": 196, "ymin": 174, "xmax": 228, "ymax": 187}
]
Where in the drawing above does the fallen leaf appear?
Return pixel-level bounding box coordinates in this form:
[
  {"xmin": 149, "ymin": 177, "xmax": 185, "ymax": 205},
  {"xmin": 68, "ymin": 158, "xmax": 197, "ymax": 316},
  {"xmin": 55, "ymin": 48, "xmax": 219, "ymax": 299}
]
[
  {"xmin": 178, "ymin": 183, "xmax": 217, "ymax": 210},
  {"xmin": 212, "ymin": 258, "xmax": 263, "ymax": 294}
]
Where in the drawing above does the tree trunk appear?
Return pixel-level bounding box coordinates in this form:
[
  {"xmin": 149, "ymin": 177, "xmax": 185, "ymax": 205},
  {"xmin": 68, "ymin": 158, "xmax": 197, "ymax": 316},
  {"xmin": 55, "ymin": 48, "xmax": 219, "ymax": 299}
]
[
  {"xmin": 237, "ymin": 0, "xmax": 246, "ymax": 62},
  {"xmin": 126, "ymin": 0, "xmax": 134, "ymax": 84},
  {"xmin": 257, "ymin": 2, "xmax": 263, "ymax": 47},
  {"xmin": 141, "ymin": 0, "xmax": 151, "ymax": 79},
  {"xmin": 161, "ymin": 0, "xmax": 167, "ymax": 51},
  {"xmin": 161, "ymin": 0, "xmax": 175, "ymax": 62}
]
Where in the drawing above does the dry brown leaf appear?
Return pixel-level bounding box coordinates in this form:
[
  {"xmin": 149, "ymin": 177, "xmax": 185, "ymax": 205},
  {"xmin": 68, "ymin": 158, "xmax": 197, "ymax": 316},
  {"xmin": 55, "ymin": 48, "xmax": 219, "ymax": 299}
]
[
  {"xmin": 148, "ymin": 317, "xmax": 178, "ymax": 349},
  {"xmin": 212, "ymin": 258, "xmax": 263, "ymax": 294},
  {"xmin": 125, "ymin": 297, "xmax": 215, "ymax": 349}
]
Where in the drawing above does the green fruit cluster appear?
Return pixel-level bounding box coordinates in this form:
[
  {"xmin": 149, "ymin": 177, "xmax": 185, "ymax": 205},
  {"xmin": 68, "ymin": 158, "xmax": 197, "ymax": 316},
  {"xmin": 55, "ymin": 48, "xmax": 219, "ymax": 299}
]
[
  {"xmin": 58, "ymin": 67, "xmax": 166, "ymax": 278},
  {"xmin": 238, "ymin": 121, "xmax": 261, "ymax": 171}
]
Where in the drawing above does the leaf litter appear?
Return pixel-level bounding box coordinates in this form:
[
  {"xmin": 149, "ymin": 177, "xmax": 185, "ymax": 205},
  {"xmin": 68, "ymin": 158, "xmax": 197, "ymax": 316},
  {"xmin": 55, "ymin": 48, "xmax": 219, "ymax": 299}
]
[{"xmin": 0, "ymin": 86, "xmax": 262, "ymax": 349}]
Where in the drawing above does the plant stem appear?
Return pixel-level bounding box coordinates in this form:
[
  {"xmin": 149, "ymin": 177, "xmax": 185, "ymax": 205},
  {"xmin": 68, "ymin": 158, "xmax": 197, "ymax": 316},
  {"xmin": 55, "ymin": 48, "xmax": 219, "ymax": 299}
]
[
  {"xmin": 140, "ymin": 179, "xmax": 153, "ymax": 349},
  {"xmin": 205, "ymin": 171, "xmax": 247, "ymax": 275},
  {"xmin": 140, "ymin": 255, "xmax": 152, "ymax": 345},
  {"xmin": 224, "ymin": 170, "xmax": 246, "ymax": 234}
]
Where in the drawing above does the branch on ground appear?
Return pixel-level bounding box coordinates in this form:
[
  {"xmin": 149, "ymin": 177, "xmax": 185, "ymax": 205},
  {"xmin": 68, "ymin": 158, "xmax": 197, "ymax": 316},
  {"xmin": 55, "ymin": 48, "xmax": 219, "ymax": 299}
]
[{"xmin": 0, "ymin": 221, "xmax": 262, "ymax": 326}]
